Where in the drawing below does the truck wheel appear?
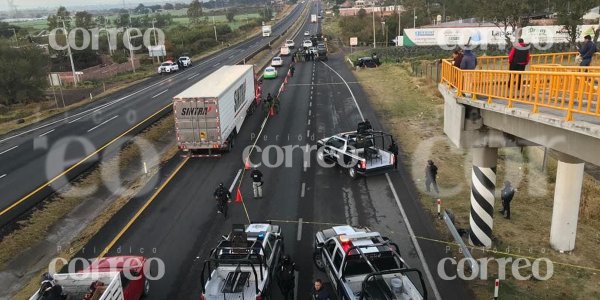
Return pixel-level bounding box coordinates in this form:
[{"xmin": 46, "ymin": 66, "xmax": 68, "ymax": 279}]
[
  {"xmin": 348, "ymin": 167, "xmax": 357, "ymax": 179},
  {"xmin": 143, "ymin": 279, "xmax": 150, "ymax": 296},
  {"xmin": 313, "ymin": 251, "xmax": 326, "ymax": 272}
]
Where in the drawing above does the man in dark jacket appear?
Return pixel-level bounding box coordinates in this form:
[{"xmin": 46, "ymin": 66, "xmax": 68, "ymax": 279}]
[
  {"xmin": 579, "ymin": 35, "xmax": 596, "ymax": 66},
  {"xmin": 452, "ymin": 49, "xmax": 463, "ymax": 68},
  {"xmin": 425, "ymin": 160, "xmax": 439, "ymax": 194},
  {"xmin": 460, "ymin": 49, "xmax": 477, "ymax": 70},
  {"xmin": 508, "ymin": 38, "xmax": 530, "ymax": 89},
  {"xmin": 388, "ymin": 141, "xmax": 399, "ymax": 169},
  {"xmin": 499, "ymin": 180, "xmax": 515, "ymax": 219},
  {"xmin": 251, "ymin": 167, "xmax": 263, "ymax": 198},
  {"xmin": 311, "ymin": 279, "xmax": 330, "ymax": 300},
  {"xmin": 277, "ymin": 255, "xmax": 297, "ymax": 300}
]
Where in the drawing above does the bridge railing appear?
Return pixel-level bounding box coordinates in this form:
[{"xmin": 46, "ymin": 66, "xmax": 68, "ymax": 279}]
[
  {"xmin": 530, "ymin": 64, "xmax": 600, "ymax": 73},
  {"xmin": 441, "ymin": 59, "xmax": 600, "ymax": 121},
  {"xmin": 476, "ymin": 52, "xmax": 600, "ymax": 70}
]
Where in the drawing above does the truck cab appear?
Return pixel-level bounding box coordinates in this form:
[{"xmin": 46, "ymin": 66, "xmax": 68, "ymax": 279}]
[
  {"xmin": 200, "ymin": 223, "xmax": 284, "ymax": 300},
  {"xmin": 313, "ymin": 226, "xmax": 427, "ymax": 300}
]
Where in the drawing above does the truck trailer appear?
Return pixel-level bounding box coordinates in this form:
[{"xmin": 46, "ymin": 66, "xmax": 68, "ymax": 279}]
[
  {"xmin": 262, "ymin": 25, "xmax": 272, "ymax": 37},
  {"xmin": 311, "ymin": 14, "xmax": 317, "ymax": 23},
  {"xmin": 173, "ymin": 65, "xmax": 259, "ymax": 156}
]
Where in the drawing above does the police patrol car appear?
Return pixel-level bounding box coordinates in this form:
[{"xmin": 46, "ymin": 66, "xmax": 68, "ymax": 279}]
[
  {"xmin": 199, "ymin": 223, "xmax": 283, "ymax": 300},
  {"xmin": 313, "ymin": 226, "xmax": 427, "ymax": 300}
]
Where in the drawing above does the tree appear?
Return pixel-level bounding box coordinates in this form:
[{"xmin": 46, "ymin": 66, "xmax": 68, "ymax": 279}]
[
  {"xmin": 74, "ymin": 11, "xmax": 95, "ymax": 29},
  {"xmin": 115, "ymin": 12, "xmax": 131, "ymax": 27},
  {"xmin": 0, "ymin": 44, "xmax": 49, "ymax": 105},
  {"xmin": 553, "ymin": 0, "xmax": 596, "ymax": 49},
  {"xmin": 226, "ymin": 9, "xmax": 236, "ymax": 22},
  {"xmin": 187, "ymin": 0, "xmax": 203, "ymax": 24},
  {"xmin": 476, "ymin": 0, "xmax": 544, "ymax": 46},
  {"xmin": 357, "ymin": 8, "xmax": 367, "ymax": 19},
  {"xmin": 135, "ymin": 4, "xmax": 149, "ymax": 14},
  {"xmin": 164, "ymin": 3, "xmax": 175, "ymax": 10},
  {"xmin": 47, "ymin": 6, "xmax": 71, "ymax": 30},
  {"xmin": 261, "ymin": 7, "xmax": 273, "ymax": 21}
]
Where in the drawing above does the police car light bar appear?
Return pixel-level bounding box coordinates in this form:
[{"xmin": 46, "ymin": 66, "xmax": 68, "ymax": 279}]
[{"xmin": 343, "ymin": 232, "xmax": 380, "ymax": 241}]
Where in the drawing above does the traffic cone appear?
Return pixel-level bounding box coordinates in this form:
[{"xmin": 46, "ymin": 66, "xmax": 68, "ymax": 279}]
[
  {"xmin": 244, "ymin": 159, "xmax": 251, "ymax": 170},
  {"xmin": 269, "ymin": 106, "xmax": 275, "ymax": 117},
  {"xmin": 284, "ymin": 76, "xmax": 289, "ymax": 84},
  {"xmin": 235, "ymin": 187, "xmax": 243, "ymax": 203},
  {"xmin": 280, "ymin": 84, "xmax": 285, "ymax": 93}
]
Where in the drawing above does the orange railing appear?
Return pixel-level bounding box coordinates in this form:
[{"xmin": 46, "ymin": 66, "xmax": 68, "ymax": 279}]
[
  {"xmin": 441, "ymin": 59, "xmax": 600, "ymax": 121},
  {"xmin": 476, "ymin": 52, "xmax": 600, "ymax": 70},
  {"xmin": 530, "ymin": 64, "xmax": 600, "ymax": 73}
]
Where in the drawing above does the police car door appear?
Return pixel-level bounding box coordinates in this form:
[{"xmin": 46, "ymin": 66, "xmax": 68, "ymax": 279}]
[
  {"xmin": 324, "ymin": 137, "xmax": 346, "ymax": 162},
  {"xmin": 322, "ymin": 239, "xmax": 340, "ymax": 290}
]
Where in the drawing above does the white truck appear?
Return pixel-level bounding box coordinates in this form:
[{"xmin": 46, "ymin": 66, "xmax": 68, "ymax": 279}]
[
  {"xmin": 311, "ymin": 14, "xmax": 317, "ymax": 23},
  {"xmin": 262, "ymin": 25, "xmax": 272, "ymax": 37},
  {"xmin": 173, "ymin": 65, "xmax": 259, "ymax": 156},
  {"xmin": 30, "ymin": 256, "xmax": 150, "ymax": 300}
]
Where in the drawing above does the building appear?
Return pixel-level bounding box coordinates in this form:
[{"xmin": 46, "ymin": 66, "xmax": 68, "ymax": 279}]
[{"xmin": 339, "ymin": 5, "xmax": 403, "ymax": 17}]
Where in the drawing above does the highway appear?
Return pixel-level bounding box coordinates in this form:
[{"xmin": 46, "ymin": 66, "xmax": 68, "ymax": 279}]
[
  {"xmin": 0, "ymin": 2, "xmax": 308, "ymax": 226},
  {"xmin": 71, "ymin": 3, "xmax": 473, "ymax": 299}
]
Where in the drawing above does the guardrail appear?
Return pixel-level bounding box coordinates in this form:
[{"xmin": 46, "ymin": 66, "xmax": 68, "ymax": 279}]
[
  {"xmin": 441, "ymin": 59, "xmax": 600, "ymax": 121},
  {"xmin": 476, "ymin": 52, "xmax": 600, "ymax": 70},
  {"xmin": 530, "ymin": 64, "xmax": 600, "ymax": 73}
]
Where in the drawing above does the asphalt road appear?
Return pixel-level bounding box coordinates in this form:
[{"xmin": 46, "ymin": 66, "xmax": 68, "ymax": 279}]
[
  {"xmin": 66, "ymin": 4, "xmax": 473, "ymax": 300},
  {"xmin": 0, "ymin": 1, "xmax": 308, "ymax": 227}
]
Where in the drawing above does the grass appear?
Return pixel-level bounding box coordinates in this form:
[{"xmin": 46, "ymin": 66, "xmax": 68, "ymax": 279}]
[{"xmin": 353, "ymin": 63, "xmax": 600, "ymax": 299}]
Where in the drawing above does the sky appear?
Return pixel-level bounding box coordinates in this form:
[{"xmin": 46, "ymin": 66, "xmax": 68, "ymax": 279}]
[{"xmin": 1, "ymin": 0, "xmax": 168, "ymax": 12}]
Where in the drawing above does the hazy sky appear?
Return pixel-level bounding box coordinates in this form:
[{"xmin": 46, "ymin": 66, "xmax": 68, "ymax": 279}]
[{"xmin": 2, "ymin": 0, "xmax": 163, "ymax": 11}]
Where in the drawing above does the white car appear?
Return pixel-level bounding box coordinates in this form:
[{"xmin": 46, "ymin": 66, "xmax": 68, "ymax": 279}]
[
  {"xmin": 271, "ymin": 56, "xmax": 283, "ymax": 67},
  {"xmin": 302, "ymin": 40, "xmax": 313, "ymax": 48},
  {"xmin": 285, "ymin": 39, "xmax": 295, "ymax": 48},
  {"xmin": 304, "ymin": 30, "xmax": 310, "ymax": 36},
  {"xmin": 178, "ymin": 56, "xmax": 192, "ymax": 68},
  {"xmin": 157, "ymin": 61, "xmax": 179, "ymax": 74}
]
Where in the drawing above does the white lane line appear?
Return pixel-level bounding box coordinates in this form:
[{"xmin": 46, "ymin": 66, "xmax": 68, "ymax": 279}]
[
  {"xmin": 187, "ymin": 74, "xmax": 200, "ymax": 80},
  {"xmin": 229, "ymin": 169, "xmax": 243, "ymax": 192},
  {"xmin": 152, "ymin": 89, "xmax": 169, "ymax": 99},
  {"xmin": 309, "ymin": 102, "xmax": 312, "ymax": 107},
  {"xmin": 38, "ymin": 129, "xmax": 55, "ymax": 137},
  {"xmin": 300, "ymin": 182, "xmax": 306, "ymax": 197},
  {"xmin": 214, "ymin": 63, "xmax": 221, "ymax": 67},
  {"xmin": 228, "ymin": 54, "xmax": 234, "ymax": 59},
  {"xmin": 320, "ymin": 61, "xmax": 365, "ymax": 121},
  {"xmin": 297, "ymin": 218, "xmax": 303, "ymax": 241},
  {"xmin": 385, "ymin": 174, "xmax": 442, "ymax": 299},
  {"xmin": 68, "ymin": 114, "xmax": 88, "ymax": 124},
  {"xmin": 87, "ymin": 115, "xmax": 119, "ymax": 133},
  {"xmin": 0, "ymin": 145, "xmax": 18, "ymax": 155},
  {"xmin": 307, "ymin": 119, "xmax": 311, "ymax": 125},
  {"xmin": 0, "ymin": 174, "xmax": 6, "ymax": 179},
  {"xmin": 293, "ymin": 271, "xmax": 299, "ymax": 300},
  {"xmin": 306, "ymin": 130, "xmax": 310, "ymax": 137},
  {"xmin": 308, "ymin": 110, "xmax": 311, "ymax": 116}
]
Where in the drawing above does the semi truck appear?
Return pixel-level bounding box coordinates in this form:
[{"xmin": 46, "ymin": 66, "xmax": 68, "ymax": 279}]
[
  {"xmin": 311, "ymin": 14, "xmax": 317, "ymax": 23},
  {"xmin": 262, "ymin": 25, "xmax": 272, "ymax": 37},
  {"xmin": 30, "ymin": 256, "xmax": 150, "ymax": 300},
  {"xmin": 173, "ymin": 65, "xmax": 260, "ymax": 156}
]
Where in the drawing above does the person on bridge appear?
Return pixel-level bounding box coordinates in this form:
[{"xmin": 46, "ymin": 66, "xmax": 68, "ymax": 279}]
[
  {"xmin": 250, "ymin": 167, "xmax": 264, "ymax": 198},
  {"xmin": 425, "ymin": 160, "xmax": 439, "ymax": 194},
  {"xmin": 213, "ymin": 183, "xmax": 231, "ymax": 216},
  {"xmin": 500, "ymin": 180, "xmax": 515, "ymax": 219},
  {"xmin": 508, "ymin": 38, "xmax": 530, "ymax": 90},
  {"xmin": 579, "ymin": 35, "xmax": 596, "ymax": 66},
  {"xmin": 276, "ymin": 255, "xmax": 297, "ymax": 300},
  {"xmin": 460, "ymin": 48, "xmax": 477, "ymax": 70},
  {"xmin": 452, "ymin": 49, "xmax": 463, "ymax": 68},
  {"xmin": 311, "ymin": 279, "xmax": 330, "ymax": 300}
]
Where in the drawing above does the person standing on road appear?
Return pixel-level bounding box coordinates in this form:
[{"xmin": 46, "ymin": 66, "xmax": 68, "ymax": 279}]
[
  {"xmin": 311, "ymin": 279, "xmax": 330, "ymax": 300},
  {"xmin": 213, "ymin": 183, "xmax": 231, "ymax": 217},
  {"xmin": 508, "ymin": 38, "xmax": 530, "ymax": 90},
  {"xmin": 388, "ymin": 140, "xmax": 399, "ymax": 169},
  {"xmin": 425, "ymin": 160, "xmax": 439, "ymax": 194},
  {"xmin": 290, "ymin": 65, "xmax": 295, "ymax": 77},
  {"xmin": 251, "ymin": 167, "xmax": 263, "ymax": 198},
  {"xmin": 277, "ymin": 255, "xmax": 297, "ymax": 300},
  {"xmin": 499, "ymin": 180, "xmax": 515, "ymax": 219},
  {"xmin": 579, "ymin": 35, "xmax": 596, "ymax": 66}
]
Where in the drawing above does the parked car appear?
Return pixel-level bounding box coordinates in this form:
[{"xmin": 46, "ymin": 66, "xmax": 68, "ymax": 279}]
[
  {"xmin": 285, "ymin": 39, "xmax": 295, "ymax": 48},
  {"xmin": 158, "ymin": 61, "xmax": 179, "ymax": 74},
  {"xmin": 280, "ymin": 46, "xmax": 290, "ymax": 56},
  {"xmin": 304, "ymin": 30, "xmax": 310, "ymax": 36},
  {"xmin": 178, "ymin": 56, "xmax": 192, "ymax": 68},
  {"xmin": 302, "ymin": 40, "xmax": 313, "ymax": 48},
  {"xmin": 356, "ymin": 56, "xmax": 380, "ymax": 68},
  {"xmin": 271, "ymin": 56, "xmax": 283, "ymax": 67},
  {"xmin": 263, "ymin": 67, "xmax": 278, "ymax": 79}
]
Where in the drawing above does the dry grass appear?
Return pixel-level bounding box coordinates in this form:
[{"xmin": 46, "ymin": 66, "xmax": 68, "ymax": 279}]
[
  {"xmin": 353, "ymin": 63, "xmax": 600, "ymax": 300},
  {"xmin": 1, "ymin": 116, "xmax": 178, "ymax": 299}
]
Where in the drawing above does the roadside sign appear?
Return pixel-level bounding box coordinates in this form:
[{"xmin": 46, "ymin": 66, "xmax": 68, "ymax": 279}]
[
  {"xmin": 350, "ymin": 37, "xmax": 358, "ymax": 46},
  {"xmin": 148, "ymin": 45, "xmax": 166, "ymax": 57}
]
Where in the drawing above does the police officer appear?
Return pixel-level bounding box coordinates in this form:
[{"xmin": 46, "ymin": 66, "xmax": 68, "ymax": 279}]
[
  {"xmin": 425, "ymin": 160, "xmax": 439, "ymax": 194},
  {"xmin": 311, "ymin": 279, "xmax": 330, "ymax": 300},
  {"xmin": 251, "ymin": 167, "xmax": 263, "ymax": 198},
  {"xmin": 277, "ymin": 255, "xmax": 297, "ymax": 300},
  {"xmin": 500, "ymin": 180, "xmax": 515, "ymax": 219},
  {"xmin": 388, "ymin": 140, "xmax": 399, "ymax": 169},
  {"xmin": 290, "ymin": 65, "xmax": 295, "ymax": 77},
  {"xmin": 213, "ymin": 183, "xmax": 231, "ymax": 216}
]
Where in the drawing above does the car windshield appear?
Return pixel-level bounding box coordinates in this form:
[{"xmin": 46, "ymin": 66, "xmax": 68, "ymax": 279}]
[
  {"xmin": 344, "ymin": 253, "xmax": 400, "ymax": 277},
  {"xmin": 161, "ymin": 63, "xmax": 170, "ymax": 66},
  {"xmin": 266, "ymin": 67, "xmax": 275, "ymax": 72},
  {"xmin": 273, "ymin": 58, "xmax": 281, "ymax": 61}
]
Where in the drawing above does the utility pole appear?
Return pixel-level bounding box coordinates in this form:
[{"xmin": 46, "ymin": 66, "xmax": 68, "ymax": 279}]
[
  {"xmin": 381, "ymin": 21, "xmax": 386, "ymax": 46},
  {"xmin": 60, "ymin": 17, "xmax": 78, "ymax": 87},
  {"xmin": 125, "ymin": 27, "xmax": 136, "ymax": 73},
  {"xmin": 152, "ymin": 18, "xmax": 161, "ymax": 63},
  {"xmin": 372, "ymin": 1, "xmax": 376, "ymax": 48},
  {"xmin": 413, "ymin": 7, "xmax": 416, "ymax": 28},
  {"xmin": 9, "ymin": 28, "xmax": 17, "ymax": 47},
  {"xmin": 213, "ymin": 15, "xmax": 218, "ymax": 41}
]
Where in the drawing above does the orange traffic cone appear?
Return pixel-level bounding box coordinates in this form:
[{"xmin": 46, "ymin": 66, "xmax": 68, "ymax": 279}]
[
  {"xmin": 244, "ymin": 159, "xmax": 251, "ymax": 170},
  {"xmin": 235, "ymin": 187, "xmax": 243, "ymax": 203},
  {"xmin": 284, "ymin": 76, "xmax": 289, "ymax": 84},
  {"xmin": 280, "ymin": 84, "xmax": 285, "ymax": 93},
  {"xmin": 269, "ymin": 106, "xmax": 275, "ymax": 117}
]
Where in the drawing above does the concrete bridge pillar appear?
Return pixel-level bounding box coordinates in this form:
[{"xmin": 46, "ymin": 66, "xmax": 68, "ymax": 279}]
[
  {"xmin": 468, "ymin": 147, "xmax": 498, "ymax": 248},
  {"xmin": 550, "ymin": 153, "xmax": 585, "ymax": 252}
]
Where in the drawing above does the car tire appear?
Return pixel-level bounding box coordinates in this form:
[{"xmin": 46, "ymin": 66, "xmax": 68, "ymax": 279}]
[
  {"xmin": 313, "ymin": 251, "xmax": 326, "ymax": 272},
  {"xmin": 348, "ymin": 167, "xmax": 357, "ymax": 179}
]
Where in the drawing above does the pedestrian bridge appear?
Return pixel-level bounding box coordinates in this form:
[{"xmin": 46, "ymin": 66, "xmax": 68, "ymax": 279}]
[{"xmin": 438, "ymin": 51, "xmax": 600, "ymax": 252}]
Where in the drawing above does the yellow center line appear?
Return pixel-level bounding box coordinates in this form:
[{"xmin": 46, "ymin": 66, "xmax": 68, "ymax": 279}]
[
  {"xmin": 0, "ymin": 104, "xmax": 172, "ymax": 217},
  {"xmin": 97, "ymin": 156, "xmax": 190, "ymax": 258}
]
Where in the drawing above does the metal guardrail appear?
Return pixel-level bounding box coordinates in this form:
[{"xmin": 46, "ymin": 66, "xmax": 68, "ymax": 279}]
[
  {"xmin": 442, "ymin": 210, "xmax": 478, "ymax": 272},
  {"xmin": 441, "ymin": 58, "xmax": 600, "ymax": 121},
  {"xmin": 476, "ymin": 52, "xmax": 600, "ymax": 70}
]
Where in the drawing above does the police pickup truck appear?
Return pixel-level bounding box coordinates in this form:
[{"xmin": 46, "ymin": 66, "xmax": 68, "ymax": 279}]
[
  {"xmin": 313, "ymin": 226, "xmax": 427, "ymax": 300},
  {"xmin": 199, "ymin": 223, "xmax": 284, "ymax": 300},
  {"xmin": 316, "ymin": 124, "xmax": 396, "ymax": 178}
]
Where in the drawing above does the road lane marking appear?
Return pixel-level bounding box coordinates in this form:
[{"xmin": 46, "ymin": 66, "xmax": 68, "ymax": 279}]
[
  {"xmin": 297, "ymin": 218, "xmax": 303, "ymax": 241},
  {"xmin": 0, "ymin": 174, "xmax": 6, "ymax": 179},
  {"xmin": 97, "ymin": 156, "xmax": 190, "ymax": 258},
  {"xmin": 229, "ymin": 169, "xmax": 242, "ymax": 193},
  {"xmin": 307, "ymin": 119, "xmax": 310, "ymax": 125},
  {"xmin": 38, "ymin": 129, "xmax": 55, "ymax": 137},
  {"xmin": 320, "ymin": 61, "xmax": 365, "ymax": 121},
  {"xmin": 87, "ymin": 115, "xmax": 119, "ymax": 133},
  {"xmin": 308, "ymin": 110, "xmax": 311, "ymax": 116},
  {"xmin": 68, "ymin": 115, "xmax": 88, "ymax": 123},
  {"xmin": 0, "ymin": 146, "xmax": 18, "ymax": 155},
  {"xmin": 214, "ymin": 63, "xmax": 221, "ymax": 67},
  {"xmin": 300, "ymin": 182, "xmax": 305, "ymax": 197},
  {"xmin": 152, "ymin": 89, "xmax": 169, "ymax": 99},
  {"xmin": 187, "ymin": 73, "xmax": 200, "ymax": 80},
  {"xmin": 309, "ymin": 101, "xmax": 312, "ymax": 107},
  {"xmin": 306, "ymin": 130, "xmax": 310, "ymax": 137},
  {"xmin": 385, "ymin": 174, "xmax": 441, "ymax": 300}
]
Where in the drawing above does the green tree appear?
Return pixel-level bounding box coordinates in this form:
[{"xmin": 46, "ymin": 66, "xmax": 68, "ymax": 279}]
[
  {"xmin": 74, "ymin": 11, "xmax": 95, "ymax": 29},
  {"xmin": 115, "ymin": 12, "xmax": 131, "ymax": 27},
  {"xmin": 226, "ymin": 9, "xmax": 236, "ymax": 22},
  {"xmin": 357, "ymin": 8, "xmax": 367, "ymax": 19},
  {"xmin": 476, "ymin": 0, "xmax": 544, "ymax": 45},
  {"xmin": 553, "ymin": 0, "xmax": 596, "ymax": 48},
  {"xmin": 134, "ymin": 4, "xmax": 149, "ymax": 14},
  {"xmin": 187, "ymin": 0, "xmax": 203, "ymax": 24},
  {"xmin": 47, "ymin": 6, "xmax": 71, "ymax": 30},
  {"xmin": 163, "ymin": 3, "xmax": 174, "ymax": 10},
  {"xmin": 0, "ymin": 44, "xmax": 49, "ymax": 105}
]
